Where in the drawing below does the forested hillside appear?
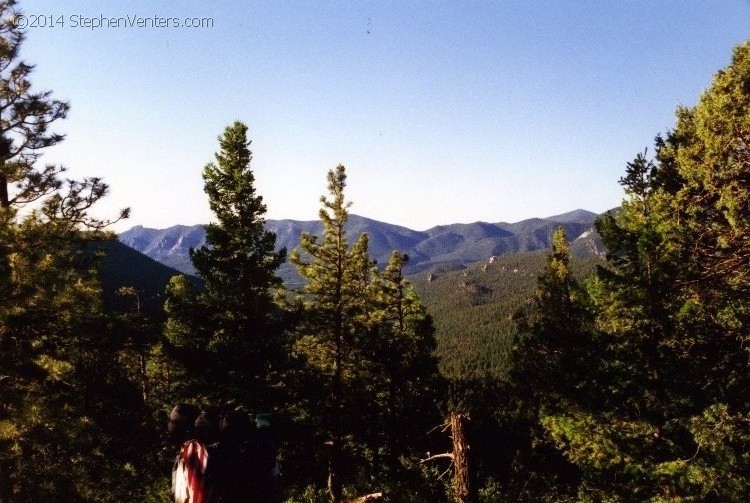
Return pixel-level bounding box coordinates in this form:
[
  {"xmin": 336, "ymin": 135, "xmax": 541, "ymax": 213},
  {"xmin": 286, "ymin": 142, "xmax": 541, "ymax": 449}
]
[
  {"xmin": 95, "ymin": 240, "xmax": 200, "ymax": 314},
  {"xmin": 412, "ymin": 251, "xmax": 603, "ymax": 380}
]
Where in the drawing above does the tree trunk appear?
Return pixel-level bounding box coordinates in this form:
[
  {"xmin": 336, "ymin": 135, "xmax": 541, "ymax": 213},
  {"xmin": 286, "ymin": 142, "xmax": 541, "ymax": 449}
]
[
  {"xmin": 328, "ymin": 317, "xmax": 344, "ymax": 503},
  {"xmin": 329, "ymin": 249, "xmax": 344, "ymax": 503},
  {"xmin": 140, "ymin": 351, "xmax": 149, "ymax": 401},
  {"xmin": 0, "ymin": 174, "xmax": 9, "ymax": 208},
  {"xmin": 328, "ymin": 441, "xmax": 343, "ymax": 503},
  {"xmin": 451, "ymin": 412, "xmax": 474, "ymax": 503},
  {"xmin": 1, "ymin": 137, "xmax": 11, "ymax": 208}
]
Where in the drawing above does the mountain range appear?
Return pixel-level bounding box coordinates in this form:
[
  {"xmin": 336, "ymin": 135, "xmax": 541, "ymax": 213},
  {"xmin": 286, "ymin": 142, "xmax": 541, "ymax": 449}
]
[{"xmin": 118, "ymin": 209, "xmax": 607, "ymax": 285}]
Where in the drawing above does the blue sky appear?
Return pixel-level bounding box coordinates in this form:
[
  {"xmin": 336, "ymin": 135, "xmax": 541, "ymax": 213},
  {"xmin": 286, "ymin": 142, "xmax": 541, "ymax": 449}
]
[{"xmin": 21, "ymin": 0, "xmax": 750, "ymax": 231}]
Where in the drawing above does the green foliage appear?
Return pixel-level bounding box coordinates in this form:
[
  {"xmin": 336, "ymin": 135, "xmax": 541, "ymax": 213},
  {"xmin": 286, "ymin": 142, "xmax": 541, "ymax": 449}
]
[
  {"xmin": 288, "ymin": 166, "xmax": 443, "ymax": 501},
  {"xmin": 413, "ymin": 251, "xmax": 601, "ymax": 381},
  {"xmin": 0, "ymin": 0, "xmax": 68, "ymax": 211},
  {"xmin": 163, "ymin": 274, "xmax": 211, "ymax": 403},
  {"xmin": 2, "ymin": 4, "xmax": 747, "ymax": 501},
  {"xmin": 464, "ymin": 43, "xmax": 750, "ymax": 502},
  {"xmin": 365, "ymin": 251, "xmax": 444, "ymax": 478},
  {"xmin": 513, "ymin": 228, "xmax": 595, "ymax": 405},
  {"xmin": 164, "ymin": 120, "xmax": 287, "ymax": 409},
  {"xmin": 470, "ymin": 229, "xmax": 595, "ymax": 501},
  {"xmin": 288, "ymin": 165, "xmax": 380, "ymax": 501},
  {"xmin": 0, "ymin": 2, "xmax": 162, "ymax": 500},
  {"xmin": 530, "ymin": 41, "xmax": 750, "ymax": 501}
]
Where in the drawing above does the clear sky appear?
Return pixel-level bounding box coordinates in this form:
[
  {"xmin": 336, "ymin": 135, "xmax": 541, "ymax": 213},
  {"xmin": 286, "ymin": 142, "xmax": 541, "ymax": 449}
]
[{"xmin": 19, "ymin": 0, "xmax": 750, "ymax": 231}]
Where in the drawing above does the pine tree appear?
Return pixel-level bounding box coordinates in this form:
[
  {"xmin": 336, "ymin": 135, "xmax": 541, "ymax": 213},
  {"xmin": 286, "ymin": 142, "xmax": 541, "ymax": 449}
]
[
  {"xmin": 162, "ymin": 274, "xmax": 212, "ymax": 402},
  {"xmin": 289, "ymin": 165, "xmax": 375, "ymax": 502},
  {"xmin": 0, "ymin": 2, "xmax": 139, "ymax": 499},
  {"xmin": 651, "ymin": 40, "xmax": 750, "ymax": 498},
  {"xmin": 369, "ymin": 251, "xmax": 442, "ymax": 477},
  {"xmin": 541, "ymin": 42, "xmax": 750, "ymax": 500},
  {"xmin": 167, "ymin": 121, "xmax": 286, "ymax": 408},
  {"xmin": 503, "ymin": 227, "xmax": 593, "ymax": 500},
  {"xmin": 513, "ymin": 228, "xmax": 594, "ymax": 406},
  {"xmin": 287, "ymin": 168, "xmax": 445, "ymax": 501},
  {"xmin": 0, "ymin": 1, "xmax": 67, "ymax": 210}
]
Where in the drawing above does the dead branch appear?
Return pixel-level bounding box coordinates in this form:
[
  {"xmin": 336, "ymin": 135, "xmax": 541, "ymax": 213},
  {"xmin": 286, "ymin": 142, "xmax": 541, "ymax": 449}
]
[
  {"xmin": 420, "ymin": 452, "xmax": 455, "ymax": 464},
  {"xmin": 346, "ymin": 492, "xmax": 384, "ymax": 503},
  {"xmin": 427, "ymin": 421, "xmax": 451, "ymax": 435}
]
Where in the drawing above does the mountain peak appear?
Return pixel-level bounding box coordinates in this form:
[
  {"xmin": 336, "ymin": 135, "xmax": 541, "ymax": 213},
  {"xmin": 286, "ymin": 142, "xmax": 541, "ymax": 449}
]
[
  {"xmin": 120, "ymin": 209, "xmax": 603, "ymax": 281},
  {"xmin": 543, "ymin": 209, "xmax": 598, "ymax": 224}
]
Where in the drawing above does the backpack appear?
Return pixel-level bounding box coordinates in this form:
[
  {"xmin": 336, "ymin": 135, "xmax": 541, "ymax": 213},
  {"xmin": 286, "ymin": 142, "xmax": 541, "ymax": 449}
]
[
  {"xmin": 209, "ymin": 411, "xmax": 279, "ymax": 503},
  {"xmin": 173, "ymin": 439, "xmax": 213, "ymax": 503}
]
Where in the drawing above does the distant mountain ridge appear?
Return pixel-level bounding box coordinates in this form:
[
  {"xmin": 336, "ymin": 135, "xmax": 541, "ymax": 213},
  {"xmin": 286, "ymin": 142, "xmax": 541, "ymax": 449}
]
[
  {"xmin": 118, "ymin": 209, "xmax": 606, "ymax": 283},
  {"xmin": 118, "ymin": 224, "xmax": 208, "ymax": 274}
]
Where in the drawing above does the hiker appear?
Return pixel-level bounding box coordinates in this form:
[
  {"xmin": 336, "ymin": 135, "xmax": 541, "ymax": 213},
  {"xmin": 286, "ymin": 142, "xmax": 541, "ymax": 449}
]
[
  {"xmin": 206, "ymin": 409, "xmax": 279, "ymax": 503},
  {"xmin": 208, "ymin": 409, "xmax": 254, "ymax": 502},
  {"xmin": 169, "ymin": 404, "xmax": 217, "ymax": 503}
]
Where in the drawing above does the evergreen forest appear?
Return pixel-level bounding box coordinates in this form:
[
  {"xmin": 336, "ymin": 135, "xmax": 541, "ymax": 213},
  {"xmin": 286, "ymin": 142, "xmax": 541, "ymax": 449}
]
[{"xmin": 1, "ymin": 1, "xmax": 749, "ymax": 501}]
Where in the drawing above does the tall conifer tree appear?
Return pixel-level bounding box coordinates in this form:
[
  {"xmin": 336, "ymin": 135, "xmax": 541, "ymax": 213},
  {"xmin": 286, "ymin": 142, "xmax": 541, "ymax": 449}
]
[
  {"xmin": 540, "ymin": 42, "xmax": 750, "ymax": 500},
  {"xmin": 290, "ymin": 165, "xmax": 374, "ymax": 502},
  {"xmin": 513, "ymin": 227, "xmax": 593, "ymax": 406},
  {"xmin": 507, "ymin": 227, "xmax": 593, "ymax": 500},
  {"xmin": 169, "ymin": 121, "xmax": 286, "ymax": 408},
  {"xmin": 289, "ymin": 167, "xmax": 444, "ymax": 501},
  {"xmin": 0, "ymin": 2, "xmax": 139, "ymax": 499},
  {"xmin": 369, "ymin": 251, "xmax": 442, "ymax": 477}
]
